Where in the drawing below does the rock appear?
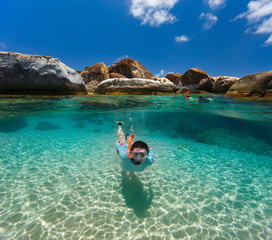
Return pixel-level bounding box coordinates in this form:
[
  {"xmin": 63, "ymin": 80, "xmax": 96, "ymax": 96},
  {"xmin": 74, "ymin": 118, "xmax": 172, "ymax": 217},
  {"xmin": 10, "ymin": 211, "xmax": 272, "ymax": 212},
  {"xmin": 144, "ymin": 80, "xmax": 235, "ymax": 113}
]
[
  {"xmin": 149, "ymin": 77, "xmax": 173, "ymax": 84},
  {"xmin": 0, "ymin": 52, "xmax": 87, "ymax": 95},
  {"xmin": 212, "ymin": 76, "xmax": 239, "ymax": 94},
  {"xmin": 86, "ymin": 80, "xmax": 100, "ymax": 92},
  {"xmin": 176, "ymin": 87, "xmax": 190, "ymax": 94},
  {"xmin": 176, "ymin": 89, "xmax": 210, "ymax": 94},
  {"xmin": 73, "ymin": 121, "xmax": 86, "ymax": 129},
  {"xmin": 197, "ymin": 78, "xmax": 214, "ymax": 92},
  {"xmin": 164, "ymin": 73, "xmax": 182, "ymax": 85},
  {"xmin": 266, "ymin": 80, "xmax": 272, "ymax": 96},
  {"xmin": 80, "ymin": 62, "xmax": 109, "ymax": 84},
  {"xmin": 35, "ymin": 121, "xmax": 62, "ymax": 131},
  {"xmin": 94, "ymin": 78, "xmax": 176, "ymax": 94},
  {"xmin": 0, "ymin": 118, "xmax": 27, "ymax": 133},
  {"xmin": 196, "ymin": 128, "xmax": 272, "ymax": 157},
  {"xmin": 108, "ymin": 58, "xmax": 153, "ymax": 79},
  {"xmin": 180, "ymin": 68, "xmax": 210, "ymax": 86},
  {"xmin": 109, "ymin": 72, "xmax": 126, "ymax": 78},
  {"xmin": 226, "ymin": 71, "xmax": 272, "ymax": 97},
  {"xmin": 149, "ymin": 77, "xmax": 179, "ymax": 92}
]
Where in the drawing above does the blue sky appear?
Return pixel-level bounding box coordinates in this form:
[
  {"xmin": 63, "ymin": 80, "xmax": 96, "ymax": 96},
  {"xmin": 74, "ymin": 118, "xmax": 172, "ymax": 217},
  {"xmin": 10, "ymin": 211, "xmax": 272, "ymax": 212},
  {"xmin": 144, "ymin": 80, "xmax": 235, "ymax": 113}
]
[{"xmin": 1, "ymin": 0, "xmax": 272, "ymax": 77}]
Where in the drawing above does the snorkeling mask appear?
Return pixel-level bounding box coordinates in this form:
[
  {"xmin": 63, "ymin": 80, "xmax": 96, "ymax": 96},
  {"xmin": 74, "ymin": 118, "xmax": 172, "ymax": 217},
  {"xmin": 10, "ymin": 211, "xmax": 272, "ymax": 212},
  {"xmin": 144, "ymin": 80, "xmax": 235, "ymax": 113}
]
[
  {"xmin": 130, "ymin": 151, "xmax": 147, "ymax": 165},
  {"xmin": 131, "ymin": 151, "xmax": 147, "ymax": 161},
  {"xmin": 131, "ymin": 151, "xmax": 147, "ymax": 160}
]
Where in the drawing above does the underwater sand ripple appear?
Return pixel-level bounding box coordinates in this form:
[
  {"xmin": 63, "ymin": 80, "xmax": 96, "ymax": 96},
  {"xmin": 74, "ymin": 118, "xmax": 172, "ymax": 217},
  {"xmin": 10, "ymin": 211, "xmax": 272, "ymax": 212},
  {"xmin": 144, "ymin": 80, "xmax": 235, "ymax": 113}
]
[{"xmin": 0, "ymin": 117, "xmax": 271, "ymax": 239}]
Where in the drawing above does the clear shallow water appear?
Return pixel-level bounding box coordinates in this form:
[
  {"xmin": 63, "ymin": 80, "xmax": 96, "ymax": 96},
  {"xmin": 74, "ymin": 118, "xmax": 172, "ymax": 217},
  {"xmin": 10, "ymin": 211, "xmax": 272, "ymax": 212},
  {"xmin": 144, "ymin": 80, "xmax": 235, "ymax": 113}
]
[{"xmin": 0, "ymin": 94, "xmax": 271, "ymax": 239}]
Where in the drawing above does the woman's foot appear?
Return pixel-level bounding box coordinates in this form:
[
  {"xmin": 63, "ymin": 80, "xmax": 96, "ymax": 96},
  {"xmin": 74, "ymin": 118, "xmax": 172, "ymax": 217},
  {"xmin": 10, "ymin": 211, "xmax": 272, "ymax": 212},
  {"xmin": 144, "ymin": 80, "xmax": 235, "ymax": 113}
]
[{"xmin": 116, "ymin": 121, "xmax": 124, "ymax": 126}]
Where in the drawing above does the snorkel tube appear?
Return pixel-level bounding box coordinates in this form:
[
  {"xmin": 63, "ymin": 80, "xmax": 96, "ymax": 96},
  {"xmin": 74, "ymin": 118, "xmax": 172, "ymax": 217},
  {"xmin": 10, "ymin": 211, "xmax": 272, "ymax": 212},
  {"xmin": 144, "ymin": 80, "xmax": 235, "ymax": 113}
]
[
  {"xmin": 185, "ymin": 90, "xmax": 190, "ymax": 98},
  {"xmin": 128, "ymin": 134, "xmax": 135, "ymax": 159}
]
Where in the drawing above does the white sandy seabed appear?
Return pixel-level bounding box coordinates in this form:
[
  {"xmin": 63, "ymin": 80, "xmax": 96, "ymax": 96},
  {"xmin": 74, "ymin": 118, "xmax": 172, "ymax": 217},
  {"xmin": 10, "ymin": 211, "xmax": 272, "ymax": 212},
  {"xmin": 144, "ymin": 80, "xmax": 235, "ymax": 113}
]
[{"xmin": 0, "ymin": 117, "xmax": 271, "ymax": 240}]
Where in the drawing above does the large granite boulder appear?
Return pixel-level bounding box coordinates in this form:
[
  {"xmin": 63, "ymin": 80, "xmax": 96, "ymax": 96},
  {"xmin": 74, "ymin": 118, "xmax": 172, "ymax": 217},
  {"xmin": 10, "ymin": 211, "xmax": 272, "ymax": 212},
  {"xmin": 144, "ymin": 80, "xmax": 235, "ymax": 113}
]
[
  {"xmin": 149, "ymin": 77, "xmax": 179, "ymax": 92},
  {"xmin": 176, "ymin": 88, "xmax": 211, "ymax": 94},
  {"xmin": 197, "ymin": 78, "xmax": 214, "ymax": 92},
  {"xmin": 212, "ymin": 76, "xmax": 239, "ymax": 94},
  {"xmin": 180, "ymin": 68, "xmax": 210, "ymax": 86},
  {"xmin": 0, "ymin": 52, "xmax": 87, "ymax": 95},
  {"xmin": 164, "ymin": 73, "xmax": 182, "ymax": 85},
  {"xmin": 108, "ymin": 58, "xmax": 153, "ymax": 79},
  {"xmin": 80, "ymin": 62, "xmax": 109, "ymax": 84},
  {"xmin": 109, "ymin": 72, "xmax": 126, "ymax": 78},
  {"xmin": 94, "ymin": 78, "xmax": 176, "ymax": 94},
  {"xmin": 86, "ymin": 80, "xmax": 100, "ymax": 92},
  {"xmin": 149, "ymin": 77, "xmax": 172, "ymax": 83},
  {"xmin": 267, "ymin": 79, "xmax": 272, "ymax": 96},
  {"xmin": 226, "ymin": 71, "xmax": 272, "ymax": 97}
]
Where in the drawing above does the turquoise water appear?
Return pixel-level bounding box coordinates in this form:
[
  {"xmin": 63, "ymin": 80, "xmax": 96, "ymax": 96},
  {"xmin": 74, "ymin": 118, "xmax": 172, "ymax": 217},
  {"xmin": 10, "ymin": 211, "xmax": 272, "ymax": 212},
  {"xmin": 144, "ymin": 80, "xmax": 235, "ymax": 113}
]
[{"xmin": 0, "ymin": 94, "xmax": 271, "ymax": 239}]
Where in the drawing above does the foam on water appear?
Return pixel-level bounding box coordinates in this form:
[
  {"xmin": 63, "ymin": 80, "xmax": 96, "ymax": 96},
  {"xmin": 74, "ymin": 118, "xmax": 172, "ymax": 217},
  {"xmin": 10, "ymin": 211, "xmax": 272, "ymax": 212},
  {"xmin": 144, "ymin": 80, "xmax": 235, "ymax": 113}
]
[{"xmin": 0, "ymin": 95, "xmax": 271, "ymax": 239}]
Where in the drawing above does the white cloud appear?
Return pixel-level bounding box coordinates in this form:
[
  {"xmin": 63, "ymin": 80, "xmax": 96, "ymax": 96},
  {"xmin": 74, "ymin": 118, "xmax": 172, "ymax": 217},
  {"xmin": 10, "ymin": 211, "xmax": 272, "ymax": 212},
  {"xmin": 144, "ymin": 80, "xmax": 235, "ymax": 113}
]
[
  {"xmin": 0, "ymin": 42, "xmax": 7, "ymax": 49},
  {"xmin": 255, "ymin": 16, "xmax": 272, "ymax": 33},
  {"xmin": 175, "ymin": 35, "xmax": 190, "ymax": 43},
  {"xmin": 155, "ymin": 69, "xmax": 165, "ymax": 77},
  {"xmin": 265, "ymin": 34, "xmax": 272, "ymax": 44},
  {"xmin": 206, "ymin": 0, "xmax": 226, "ymax": 9},
  {"xmin": 234, "ymin": 0, "xmax": 272, "ymax": 45},
  {"xmin": 200, "ymin": 12, "xmax": 218, "ymax": 30},
  {"xmin": 115, "ymin": 55, "xmax": 129, "ymax": 63},
  {"xmin": 129, "ymin": 0, "xmax": 179, "ymax": 27},
  {"xmin": 200, "ymin": 0, "xmax": 225, "ymax": 30},
  {"xmin": 235, "ymin": 0, "xmax": 272, "ymax": 22}
]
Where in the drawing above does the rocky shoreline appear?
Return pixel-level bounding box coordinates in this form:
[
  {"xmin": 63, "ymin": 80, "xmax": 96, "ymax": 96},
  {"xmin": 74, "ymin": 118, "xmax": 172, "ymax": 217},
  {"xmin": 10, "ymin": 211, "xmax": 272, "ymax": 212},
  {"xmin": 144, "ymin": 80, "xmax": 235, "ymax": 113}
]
[
  {"xmin": 0, "ymin": 52, "xmax": 271, "ymax": 98},
  {"xmin": 0, "ymin": 52, "xmax": 86, "ymax": 95}
]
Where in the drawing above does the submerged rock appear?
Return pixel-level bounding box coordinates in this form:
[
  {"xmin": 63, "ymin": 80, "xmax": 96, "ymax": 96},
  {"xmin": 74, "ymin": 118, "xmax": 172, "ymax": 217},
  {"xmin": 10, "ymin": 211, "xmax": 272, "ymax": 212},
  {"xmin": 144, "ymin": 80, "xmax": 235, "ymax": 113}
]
[
  {"xmin": 108, "ymin": 58, "xmax": 153, "ymax": 79},
  {"xmin": 35, "ymin": 121, "xmax": 62, "ymax": 131},
  {"xmin": 226, "ymin": 71, "xmax": 272, "ymax": 97},
  {"xmin": 72, "ymin": 120, "xmax": 86, "ymax": 129},
  {"xmin": 0, "ymin": 52, "xmax": 87, "ymax": 95},
  {"xmin": 196, "ymin": 128, "xmax": 272, "ymax": 157},
  {"xmin": 0, "ymin": 118, "xmax": 27, "ymax": 133},
  {"xmin": 94, "ymin": 78, "xmax": 176, "ymax": 94}
]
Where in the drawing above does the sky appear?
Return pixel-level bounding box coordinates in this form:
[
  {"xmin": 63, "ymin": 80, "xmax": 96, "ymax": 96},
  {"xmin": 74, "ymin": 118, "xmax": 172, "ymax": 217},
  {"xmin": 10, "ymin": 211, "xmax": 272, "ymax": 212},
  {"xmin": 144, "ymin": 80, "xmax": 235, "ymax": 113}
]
[{"xmin": 1, "ymin": 0, "xmax": 272, "ymax": 78}]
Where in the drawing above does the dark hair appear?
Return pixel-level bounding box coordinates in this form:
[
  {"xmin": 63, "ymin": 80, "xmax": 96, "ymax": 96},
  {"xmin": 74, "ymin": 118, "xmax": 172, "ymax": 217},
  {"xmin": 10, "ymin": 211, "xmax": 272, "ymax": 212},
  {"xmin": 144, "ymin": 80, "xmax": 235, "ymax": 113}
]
[{"xmin": 131, "ymin": 141, "xmax": 149, "ymax": 155}]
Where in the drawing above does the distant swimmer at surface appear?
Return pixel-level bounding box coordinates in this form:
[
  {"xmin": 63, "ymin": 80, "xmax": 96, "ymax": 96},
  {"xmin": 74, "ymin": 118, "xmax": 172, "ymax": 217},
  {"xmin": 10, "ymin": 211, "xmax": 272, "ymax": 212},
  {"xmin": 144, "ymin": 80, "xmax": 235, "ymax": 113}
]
[
  {"xmin": 115, "ymin": 121, "xmax": 154, "ymax": 172},
  {"xmin": 185, "ymin": 90, "xmax": 212, "ymax": 103}
]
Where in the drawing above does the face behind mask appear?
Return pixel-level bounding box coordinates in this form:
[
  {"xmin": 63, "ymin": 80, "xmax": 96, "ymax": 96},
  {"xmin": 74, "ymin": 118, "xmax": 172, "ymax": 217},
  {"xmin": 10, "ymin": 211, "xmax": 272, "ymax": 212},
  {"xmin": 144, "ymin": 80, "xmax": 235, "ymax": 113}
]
[{"xmin": 130, "ymin": 150, "xmax": 147, "ymax": 165}]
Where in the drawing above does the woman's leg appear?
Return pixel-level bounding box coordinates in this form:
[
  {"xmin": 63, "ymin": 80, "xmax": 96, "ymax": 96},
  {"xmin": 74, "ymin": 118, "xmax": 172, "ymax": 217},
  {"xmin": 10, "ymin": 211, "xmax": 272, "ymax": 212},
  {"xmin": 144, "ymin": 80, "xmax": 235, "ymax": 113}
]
[{"xmin": 117, "ymin": 125, "xmax": 126, "ymax": 145}]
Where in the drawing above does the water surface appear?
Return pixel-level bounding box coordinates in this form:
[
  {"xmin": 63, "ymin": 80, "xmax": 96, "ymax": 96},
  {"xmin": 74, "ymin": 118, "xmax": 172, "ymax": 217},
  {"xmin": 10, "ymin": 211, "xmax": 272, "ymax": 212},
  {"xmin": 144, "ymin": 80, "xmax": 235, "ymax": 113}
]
[{"xmin": 0, "ymin": 94, "xmax": 271, "ymax": 239}]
